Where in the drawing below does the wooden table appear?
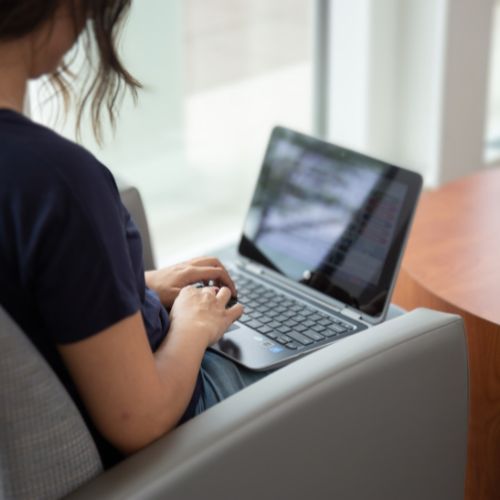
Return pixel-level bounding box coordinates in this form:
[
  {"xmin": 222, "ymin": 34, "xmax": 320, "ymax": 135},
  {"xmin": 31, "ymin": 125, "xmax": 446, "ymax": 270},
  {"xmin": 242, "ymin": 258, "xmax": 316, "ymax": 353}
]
[{"xmin": 393, "ymin": 168, "xmax": 500, "ymax": 500}]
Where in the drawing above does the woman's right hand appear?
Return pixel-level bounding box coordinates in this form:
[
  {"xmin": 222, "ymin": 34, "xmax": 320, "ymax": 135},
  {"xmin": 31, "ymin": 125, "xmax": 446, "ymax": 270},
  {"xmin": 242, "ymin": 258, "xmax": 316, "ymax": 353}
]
[{"xmin": 168, "ymin": 285, "xmax": 244, "ymax": 347}]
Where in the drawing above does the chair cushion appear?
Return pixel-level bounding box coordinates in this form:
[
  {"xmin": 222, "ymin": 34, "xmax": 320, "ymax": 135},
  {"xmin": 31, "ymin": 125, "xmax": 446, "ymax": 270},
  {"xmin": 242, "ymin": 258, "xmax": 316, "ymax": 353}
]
[
  {"xmin": 0, "ymin": 307, "xmax": 102, "ymax": 500},
  {"xmin": 117, "ymin": 180, "xmax": 156, "ymax": 271}
]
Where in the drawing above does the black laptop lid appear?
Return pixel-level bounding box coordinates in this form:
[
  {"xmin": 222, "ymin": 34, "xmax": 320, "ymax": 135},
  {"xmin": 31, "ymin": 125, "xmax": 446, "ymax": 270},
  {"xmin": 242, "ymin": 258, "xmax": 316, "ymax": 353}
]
[{"xmin": 238, "ymin": 126, "xmax": 422, "ymax": 320}]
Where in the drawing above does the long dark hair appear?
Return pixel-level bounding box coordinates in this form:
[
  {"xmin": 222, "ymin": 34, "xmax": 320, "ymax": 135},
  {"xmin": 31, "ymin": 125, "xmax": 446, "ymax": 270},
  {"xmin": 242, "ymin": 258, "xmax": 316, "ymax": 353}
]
[{"xmin": 0, "ymin": 0, "xmax": 141, "ymax": 142}]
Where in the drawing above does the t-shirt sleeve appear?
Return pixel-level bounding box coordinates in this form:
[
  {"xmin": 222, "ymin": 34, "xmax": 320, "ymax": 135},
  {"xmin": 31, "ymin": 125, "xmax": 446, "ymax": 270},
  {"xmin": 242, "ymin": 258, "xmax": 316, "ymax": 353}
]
[{"xmin": 19, "ymin": 156, "xmax": 141, "ymax": 344}]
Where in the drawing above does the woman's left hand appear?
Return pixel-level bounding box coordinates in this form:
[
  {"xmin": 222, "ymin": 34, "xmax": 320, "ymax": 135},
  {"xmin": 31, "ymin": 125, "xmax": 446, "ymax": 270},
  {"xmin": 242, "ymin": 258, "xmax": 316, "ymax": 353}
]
[{"xmin": 145, "ymin": 256, "xmax": 238, "ymax": 309}]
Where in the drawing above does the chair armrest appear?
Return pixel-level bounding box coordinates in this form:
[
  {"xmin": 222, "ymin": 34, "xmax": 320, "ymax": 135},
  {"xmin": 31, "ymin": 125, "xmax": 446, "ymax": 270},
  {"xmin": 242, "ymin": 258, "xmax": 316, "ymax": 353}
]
[
  {"xmin": 116, "ymin": 178, "xmax": 156, "ymax": 271},
  {"xmin": 66, "ymin": 308, "xmax": 468, "ymax": 500}
]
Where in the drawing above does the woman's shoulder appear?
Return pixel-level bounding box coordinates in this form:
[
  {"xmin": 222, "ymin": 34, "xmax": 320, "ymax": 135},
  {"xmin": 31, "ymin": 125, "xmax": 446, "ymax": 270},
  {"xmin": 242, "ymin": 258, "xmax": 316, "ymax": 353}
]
[{"xmin": 0, "ymin": 110, "xmax": 118, "ymax": 204}]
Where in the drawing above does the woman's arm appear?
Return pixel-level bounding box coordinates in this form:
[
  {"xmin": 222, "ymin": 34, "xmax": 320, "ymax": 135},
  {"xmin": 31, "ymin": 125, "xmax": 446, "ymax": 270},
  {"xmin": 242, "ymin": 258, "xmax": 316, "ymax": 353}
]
[{"xmin": 58, "ymin": 286, "xmax": 242, "ymax": 455}]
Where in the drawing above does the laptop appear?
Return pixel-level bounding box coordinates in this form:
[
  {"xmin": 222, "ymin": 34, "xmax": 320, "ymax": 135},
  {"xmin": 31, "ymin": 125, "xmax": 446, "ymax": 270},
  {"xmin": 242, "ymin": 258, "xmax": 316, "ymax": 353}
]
[{"xmin": 211, "ymin": 126, "xmax": 422, "ymax": 370}]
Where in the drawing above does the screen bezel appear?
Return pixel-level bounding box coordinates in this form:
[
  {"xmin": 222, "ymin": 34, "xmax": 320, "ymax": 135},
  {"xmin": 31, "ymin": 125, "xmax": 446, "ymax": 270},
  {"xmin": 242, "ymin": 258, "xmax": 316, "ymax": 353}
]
[{"xmin": 238, "ymin": 126, "xmax": 423, "ymax": 322}]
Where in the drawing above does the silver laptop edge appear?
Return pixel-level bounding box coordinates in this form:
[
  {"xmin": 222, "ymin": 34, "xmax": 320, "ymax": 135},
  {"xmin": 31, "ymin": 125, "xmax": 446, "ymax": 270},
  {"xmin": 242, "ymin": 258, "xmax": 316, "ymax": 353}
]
[{"xmin": 232, "ymin": 257, "xmax": 372, "ymax": 327}]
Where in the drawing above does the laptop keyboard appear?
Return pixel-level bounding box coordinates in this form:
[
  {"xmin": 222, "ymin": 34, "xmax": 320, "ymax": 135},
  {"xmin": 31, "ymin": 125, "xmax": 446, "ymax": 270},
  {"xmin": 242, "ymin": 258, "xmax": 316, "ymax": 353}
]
[{"xmin": 232, "ymin": 272, "xmax": 356, "ymax": 351}]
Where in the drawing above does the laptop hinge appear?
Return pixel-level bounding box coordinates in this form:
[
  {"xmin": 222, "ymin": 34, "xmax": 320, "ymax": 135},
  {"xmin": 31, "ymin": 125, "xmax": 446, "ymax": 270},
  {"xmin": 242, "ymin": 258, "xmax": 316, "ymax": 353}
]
[
  {"xmin": 242, "ymin": 262, "xmax": 264, "ymax": 275},
  {"xmin": 341, "ymin": 308, "xmax": 364, "ymax": 321},
  {"xmin": 239, "ymin": 261, "xmax": 348, "ymax": 313}
]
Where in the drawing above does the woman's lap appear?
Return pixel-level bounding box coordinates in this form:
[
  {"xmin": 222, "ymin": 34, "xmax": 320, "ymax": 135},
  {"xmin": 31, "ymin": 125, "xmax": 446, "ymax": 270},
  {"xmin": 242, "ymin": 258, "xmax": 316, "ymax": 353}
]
[{"xmin": 194, "ymin": 350, "xmax": 273, "ymax": 414}]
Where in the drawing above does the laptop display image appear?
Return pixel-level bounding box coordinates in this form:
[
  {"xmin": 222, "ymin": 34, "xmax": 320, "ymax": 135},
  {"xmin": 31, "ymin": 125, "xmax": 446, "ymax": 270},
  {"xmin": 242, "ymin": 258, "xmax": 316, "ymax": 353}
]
[{"xmin": 211, "ymin": 126, "xmax": 423, "ymax": 370}]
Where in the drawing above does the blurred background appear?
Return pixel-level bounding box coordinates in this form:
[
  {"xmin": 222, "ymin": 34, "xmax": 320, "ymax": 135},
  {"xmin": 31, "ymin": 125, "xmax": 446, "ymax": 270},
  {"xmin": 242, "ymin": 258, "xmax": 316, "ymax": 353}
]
[{"xmin": 29, "ymin": 0, "xmax": 500, "ymax": 265}]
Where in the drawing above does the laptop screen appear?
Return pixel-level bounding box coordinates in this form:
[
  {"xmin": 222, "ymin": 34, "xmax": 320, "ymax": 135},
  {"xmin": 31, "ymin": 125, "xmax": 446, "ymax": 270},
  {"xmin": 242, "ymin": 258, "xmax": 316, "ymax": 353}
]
[{"xmin": 239, "ymin": 127, "xmax": 422, "ymax": 319}]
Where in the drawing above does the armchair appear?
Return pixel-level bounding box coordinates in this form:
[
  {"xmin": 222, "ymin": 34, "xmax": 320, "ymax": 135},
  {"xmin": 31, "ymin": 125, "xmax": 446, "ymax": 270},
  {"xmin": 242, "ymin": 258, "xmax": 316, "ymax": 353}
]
[{"xmin": 0, "ymin": 183, "xmax": 469, "ymax": 500}]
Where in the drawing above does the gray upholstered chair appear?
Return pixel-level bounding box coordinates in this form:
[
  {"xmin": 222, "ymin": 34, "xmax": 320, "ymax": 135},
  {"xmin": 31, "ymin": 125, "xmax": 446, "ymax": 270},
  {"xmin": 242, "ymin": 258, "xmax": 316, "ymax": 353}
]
[
  {"xmin": 0, "ymin": 185, "xmax": 469, "ymax": 500},
  {"xmin": 115, "ymin": 179, "xmax": 156, "ymax": 271}
]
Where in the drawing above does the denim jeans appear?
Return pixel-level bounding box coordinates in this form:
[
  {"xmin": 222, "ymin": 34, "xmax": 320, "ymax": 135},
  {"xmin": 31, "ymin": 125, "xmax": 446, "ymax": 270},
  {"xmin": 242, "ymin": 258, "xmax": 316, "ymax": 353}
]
[{"xmin": 193, "ymin": 350, "xmax": 274, "ymax": 415}]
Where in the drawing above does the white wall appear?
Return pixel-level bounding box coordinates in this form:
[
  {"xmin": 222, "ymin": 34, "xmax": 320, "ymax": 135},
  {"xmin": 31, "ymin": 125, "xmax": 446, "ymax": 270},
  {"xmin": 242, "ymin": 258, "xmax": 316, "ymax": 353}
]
[
  {"xmin": 324, "ymin": 0, "xmax": 495, "ymax": 186},
  {"xmin": 393, "ymin": 0, "xmax": 448, "ymax": 185},
  {"xmin": 438, "ymin": 0, "xmax": 494, "ymax": 183},
  {"xmin": 328, "ymin": 0, "xmax": 372, "ymax": 150}
]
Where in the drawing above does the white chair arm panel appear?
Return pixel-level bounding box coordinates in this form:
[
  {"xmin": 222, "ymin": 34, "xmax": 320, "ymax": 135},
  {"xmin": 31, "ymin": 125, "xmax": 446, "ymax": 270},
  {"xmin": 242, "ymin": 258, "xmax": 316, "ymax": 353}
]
[{"xmin": 67, "ymin": 308, "xmax": 468, "ymax": 500}]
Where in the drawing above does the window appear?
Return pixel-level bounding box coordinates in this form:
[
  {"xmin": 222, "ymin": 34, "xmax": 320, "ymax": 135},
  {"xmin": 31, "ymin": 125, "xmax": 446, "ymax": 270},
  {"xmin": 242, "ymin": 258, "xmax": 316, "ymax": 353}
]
[{"xmin": 30, "ymin": 0, "xmax": 314, "ymax": 263}]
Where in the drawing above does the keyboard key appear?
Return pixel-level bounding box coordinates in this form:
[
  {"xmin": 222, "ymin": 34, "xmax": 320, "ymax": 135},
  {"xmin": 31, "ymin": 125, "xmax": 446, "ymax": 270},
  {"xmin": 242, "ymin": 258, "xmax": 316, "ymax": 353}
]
[
  {"xmin": 267, "ymin": 332, "xmax": 279, "ymax": 340},
  {"xmin": 288, "ymin": 331, "xmax": 313, "ymax": 346},
  {"xmin": 303, "ymin": 320, "xmax": 315, "ymax": 328},
  {"xmin": 257, "ymin": 325, "xmax": 273, "ymax": 335},
  {"xmin": 277, "ymin": 325, "xmax": 292, "ymax": 334},
  {"xmin": 247, "ymin": 320, "xmax": 264, "ymax": 330},
  {"xmin": 239, "ymin": 314, "xmax": 252, "ymax": 324},
  {"xmin": 318, "ymin": 318, "xmax": 333, "ymax": 327},
  {"xmin": 274, "ymin": 315, "xmax": 290, "ymax": 323},
  {"xmin": 304, "ymin": 331, "xmax": 325, "ymax": 342},
  {"xmin": 286, "ymin": 342, "xmax": 299, "ymax": 350},
  {"xmin": 268, "ymin": 320, "xmax": 281, "ymax": 329},
  {"xmin": 258, "ymin": 316, "xmax": 274, "ymax": 324},
  {"xmin": 277, "ymin": 335, "xmax": 293, "ymax": 344},
  {"xmin": 284, "ymin": 319, "xmax": 299, "ymax": 328},
  {"xmin": 331, "ymin": 324, "xmax": 347, "ymax": 334},
  {"xmin": 301, "ymin": 309, "xmax": 316, "ymax": 317},
  {"xmin": 312, "ymin": 324, "xmax": 326, "ymax": 333},
  {"xmin": 323, "ymin": 328, "xmax": 339, "ymax": 338},
  {"xmin": 294, "ymin": 324, "xmax": 308, "ymax": 333}
]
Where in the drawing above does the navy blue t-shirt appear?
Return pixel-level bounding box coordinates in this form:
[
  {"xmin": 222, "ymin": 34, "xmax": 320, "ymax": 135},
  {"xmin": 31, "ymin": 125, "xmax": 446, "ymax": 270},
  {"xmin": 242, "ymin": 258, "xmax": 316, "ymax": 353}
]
[{"xmin": 0, "ymin": 109, "xmax": 200, "ymax": 468}]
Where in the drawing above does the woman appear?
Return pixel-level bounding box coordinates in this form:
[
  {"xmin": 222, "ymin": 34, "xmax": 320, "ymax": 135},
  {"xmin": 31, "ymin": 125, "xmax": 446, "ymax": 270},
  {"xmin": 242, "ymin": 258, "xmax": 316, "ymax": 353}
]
[{"xmin": 0, "ymin": 0, "xmax": 265, "ymax": 468}]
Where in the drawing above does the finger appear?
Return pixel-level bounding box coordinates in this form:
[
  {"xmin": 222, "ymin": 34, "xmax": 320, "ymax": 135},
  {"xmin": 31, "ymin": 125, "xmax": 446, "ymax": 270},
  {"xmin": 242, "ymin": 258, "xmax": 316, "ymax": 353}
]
[
  {"xmin": 167, "ymin": 287, "xmax": 182, "ymax": 299},
  {"xmin": 187, "ymin": 257, "xmax": 236, "ymax": 291},
  {"xmin": 189, "ymin": 256, "xmax": 224, "ymax": 267},
  {"xmin": 186, "ymin": 266, "xmax": 237, "ymax": 296},
  {"xmin": 201, "ymin": 285, "xmax": 219, "ymax": 295},
  {"xmin": 226, "ymin": 302, "xmax": 244, "ymax": 323},
  {"xmin": 216, "ymin": 286, "xmax": 232, "ymax": 304}
]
